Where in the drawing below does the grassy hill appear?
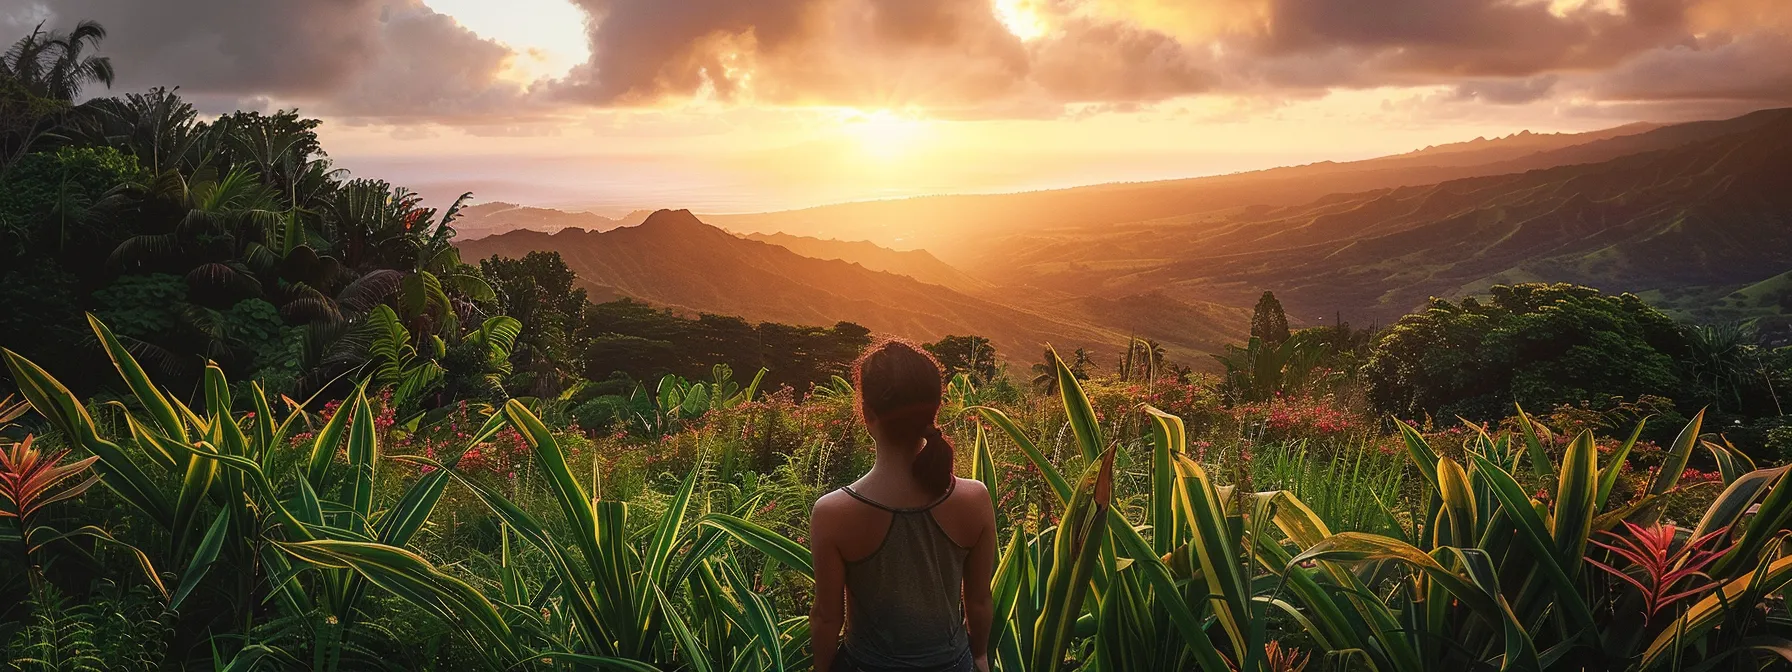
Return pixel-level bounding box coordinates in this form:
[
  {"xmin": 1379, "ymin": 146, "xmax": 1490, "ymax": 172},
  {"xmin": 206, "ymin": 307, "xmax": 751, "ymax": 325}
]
[
  {"xmin": 705, "ymin": 109, "xmax": 1791, "ymax": 264},
  {"xmin": 740, "ymin": 232, "xmax": 990, "ymax": 293},
  {"xmin": 970, "ymin": 113, "xmax": 1792, "ymax": 325},
  {"xmin": 458, "ymin": 210, "xmax": 1243, "ymax": 362},
  {"xmin": 453, "ymin": 202, "xmax": 651, "ymax": 240}
]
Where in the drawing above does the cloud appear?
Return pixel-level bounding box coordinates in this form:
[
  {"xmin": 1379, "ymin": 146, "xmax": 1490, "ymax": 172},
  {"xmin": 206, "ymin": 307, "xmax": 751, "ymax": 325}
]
[
  {"xmin": 15, "ymin": 0, "xmax": 1792, "ymax": 124},
  {"xmin": 1451, "ymin": 75, "xmax": 1562, "ymax": 105},
  {"xmin": 27, "ymin": 0, "xmax": 534, "ymax": 122},
  {"xmin": 552, "ymin": 0, "xmax": 1215, "ymax": 109},
  {"xmin": 1592, "ymin": 31, "xmax": 1792, "ymax": 105}
]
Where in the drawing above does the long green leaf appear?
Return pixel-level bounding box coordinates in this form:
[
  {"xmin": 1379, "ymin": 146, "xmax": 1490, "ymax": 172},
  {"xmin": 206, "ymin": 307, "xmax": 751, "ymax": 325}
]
[
  {"xmin": 1051, "ymin": 346, "xmax": 1103, "ymax": 462},
  {"xmin": 1030, "ymin": 450, "xmax": 1112, "ymax": 672},
  {"xmin": 1142, "ymin": 404, "xmax": 1184, "ymax": 556},
  {"xmin": 697, "ymin": 513, "xmax": 813, "ymax": 578},
  {"xmin": 88, "ymin": 313, "xmax": 189, "ymax": 445},
  {"xmin": 170, "ymin": 509, "xmax": 230, "ymax": 610},
  {"xmin": 277, "ymin": 539, "xmax": 520, "ymax": 667},
  {"xmin": 968, "ymin": 405, "xmax": 1071, "ymax": 505},
  {"xmin": 3, "ymin": 348, "xmax": 173, "ymax": 526}
]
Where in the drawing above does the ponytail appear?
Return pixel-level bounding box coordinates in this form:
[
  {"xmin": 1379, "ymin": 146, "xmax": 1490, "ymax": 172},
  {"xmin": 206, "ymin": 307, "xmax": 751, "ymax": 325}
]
[
  {"xmin": 914, "ymin": 425, "xmax": 956, "ymax": 497},
  {"xmin": 854, "ymin": 339, "xmax": 957, "ymax": 497}
]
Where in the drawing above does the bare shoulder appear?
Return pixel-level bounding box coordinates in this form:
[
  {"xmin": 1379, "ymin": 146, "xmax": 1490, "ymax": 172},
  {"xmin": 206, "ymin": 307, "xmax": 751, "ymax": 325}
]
[
  {"xmin": 949, "ymin": 477, "xmax": 995, "ymax": 524},
  {"xmin": 952, "ymin": 476, "xmax": 992, "ymax": 504},
  {"xmin": 812, "ymin": 488, "xmax": 856, "ymax": 522}
]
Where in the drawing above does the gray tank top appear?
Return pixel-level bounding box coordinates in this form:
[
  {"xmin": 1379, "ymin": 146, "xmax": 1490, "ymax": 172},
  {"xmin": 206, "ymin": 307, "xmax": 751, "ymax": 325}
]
[{"xmin": 837, "ymin": 480, "xmax": 974, "ymax": 672}]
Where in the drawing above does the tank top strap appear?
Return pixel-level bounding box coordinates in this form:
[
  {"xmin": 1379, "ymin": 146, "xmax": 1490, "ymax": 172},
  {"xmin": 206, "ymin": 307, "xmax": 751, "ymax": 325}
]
[
  {"xmin": 840, "ymin": 485, "xmax": 897, "ymax": 512},
  {"xmin": 839, "ymin": 478, "xmax": 957, "ymax": 514}
]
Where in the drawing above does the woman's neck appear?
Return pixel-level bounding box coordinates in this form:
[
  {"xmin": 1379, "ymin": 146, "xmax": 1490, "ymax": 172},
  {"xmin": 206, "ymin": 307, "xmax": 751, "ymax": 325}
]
[{"xmin": 867, "ymin": 437, "xmax": 923, "ymax": 477}]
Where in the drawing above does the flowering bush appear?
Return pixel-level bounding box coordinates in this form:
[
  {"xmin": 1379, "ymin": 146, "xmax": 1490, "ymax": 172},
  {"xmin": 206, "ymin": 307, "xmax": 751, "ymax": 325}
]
[{"xmin": 1232, "ymin": 394, "xmax": 1363, "ymax": 444}]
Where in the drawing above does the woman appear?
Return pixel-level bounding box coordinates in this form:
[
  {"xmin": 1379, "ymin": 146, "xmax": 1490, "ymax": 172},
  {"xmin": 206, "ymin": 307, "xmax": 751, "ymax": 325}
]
[{"xmin": 810, "ymin": 340, "xmax": 997, "ymax": 672}]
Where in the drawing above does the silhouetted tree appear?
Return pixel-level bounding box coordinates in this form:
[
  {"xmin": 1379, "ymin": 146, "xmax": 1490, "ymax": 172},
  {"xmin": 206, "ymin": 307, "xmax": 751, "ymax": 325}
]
[
  {"xmin": 925, "ymin": 334, "xmax": 998, "ymax": 382},
  {"xmin": 1251, "ymin": 291, "xmax": 1291, "ymax": 347}
]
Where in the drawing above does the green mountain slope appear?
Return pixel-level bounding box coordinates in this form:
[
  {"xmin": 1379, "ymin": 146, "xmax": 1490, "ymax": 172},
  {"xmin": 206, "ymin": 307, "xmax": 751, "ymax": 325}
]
[
  {"xmin": 984, "ymin": 113, "xmax": 1792, "ymax": 325},
  {"xmin": 740, "ymin": 231, "xmax": 991, "ymax": 293},
  {"xmin": 458, "ymin": 210, "xmax": 1242, "ymax": 362},
  {"xmin": 706, "ymin": 110, "xmax": 1789, "ymax": 263}
]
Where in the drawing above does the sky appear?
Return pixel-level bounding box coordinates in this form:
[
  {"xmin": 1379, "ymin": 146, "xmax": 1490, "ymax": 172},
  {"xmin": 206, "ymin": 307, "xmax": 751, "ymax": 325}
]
[{"xmin": 5, "ymin": 0, "xmax": 1792, "ymax": 215}]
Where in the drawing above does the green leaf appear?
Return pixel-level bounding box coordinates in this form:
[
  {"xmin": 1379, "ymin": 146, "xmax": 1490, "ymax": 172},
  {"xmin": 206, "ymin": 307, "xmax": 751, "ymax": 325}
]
[
  {"xmin": 1051, "ymin": 346, "xmax": 1103, "ymax": 462},
  {"xmin": 277, "ymin": 539, "xmax": 520, "ymax": 667},
  {"xmin": 697, "ymin": 513, "xmax": 813, "ymax": 578},
  {"xmin": 968, "ymin": 405, "xmax": 1071, "ymax": 506},
  {"xmin": 88, "ymin": 313, "xmax": 189, "ymax": 445},
  {"xmin": 3, "ymin": 348, "xmax": 173, "ymax": 527},
  {"xmin": 170, "ymin": 509, "xmax": 230, "ymax": 610}
]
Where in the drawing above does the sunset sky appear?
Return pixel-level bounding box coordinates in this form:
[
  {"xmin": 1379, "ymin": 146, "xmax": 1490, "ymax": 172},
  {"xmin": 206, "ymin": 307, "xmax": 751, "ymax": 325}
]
[{"xmin": 7, "ymin": 0, "xmax": 1792, "ymax": 214}]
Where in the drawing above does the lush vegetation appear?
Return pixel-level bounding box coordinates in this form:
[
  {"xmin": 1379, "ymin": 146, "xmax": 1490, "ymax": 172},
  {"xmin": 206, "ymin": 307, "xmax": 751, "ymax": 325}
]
[{"xmin": 7, "ymin": 20, "xmax": 1792, "ymax": 672}]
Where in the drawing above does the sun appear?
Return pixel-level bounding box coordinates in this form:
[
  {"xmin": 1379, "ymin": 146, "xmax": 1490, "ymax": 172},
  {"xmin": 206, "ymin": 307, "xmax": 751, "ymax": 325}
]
[
  {"xmin": 840, "ymin": 109, "xmax": 931, "ymax": 161},
  {"xmin": 993, "ymin": 0, "xmax": 1048, "ymax": 41}
]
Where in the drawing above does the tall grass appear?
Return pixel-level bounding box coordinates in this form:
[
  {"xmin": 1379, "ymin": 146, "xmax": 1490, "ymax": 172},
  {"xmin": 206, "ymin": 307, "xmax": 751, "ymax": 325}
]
[{"xmin": 1251, "ymin": 439, "xmax": 1407, "ymax": 534}]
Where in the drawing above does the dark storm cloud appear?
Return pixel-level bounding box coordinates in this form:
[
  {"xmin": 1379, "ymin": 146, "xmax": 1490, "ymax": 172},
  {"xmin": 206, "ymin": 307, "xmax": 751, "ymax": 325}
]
[{"xmin": 21, "ymin": 0, "xmax": 530, "ymax": 121}]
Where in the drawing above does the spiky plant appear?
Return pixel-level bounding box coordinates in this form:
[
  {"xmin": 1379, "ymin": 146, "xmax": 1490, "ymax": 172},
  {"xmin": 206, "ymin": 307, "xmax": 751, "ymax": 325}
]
[{"xmin": 1587, "ymin": 522, "xmax": 1732, "ymax": 625}]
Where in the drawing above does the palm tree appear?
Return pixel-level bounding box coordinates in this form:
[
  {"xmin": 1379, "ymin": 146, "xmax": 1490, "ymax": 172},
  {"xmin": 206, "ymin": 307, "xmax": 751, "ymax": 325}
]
[
  {"xmin": 1031, "ymin": 348, "xmax": 1059, "ymax": 394},
  {"xmin": 1, "ymin": 20, "xmax": 113, "ymax": 101},
  {"xmin": 1, "ymin": 20, "xmax": 114, "ymax": 173},
  {"xmin": 1685, "ymin": 322, "xmax": 1763, "ymax": 412},
  {"xmin": 1070, "ymin": 347, "xmax": 1094, "ymax": 380},
  {"xmin": 69, "ymin": 88, "xmax": 218, "ymax": 176}
]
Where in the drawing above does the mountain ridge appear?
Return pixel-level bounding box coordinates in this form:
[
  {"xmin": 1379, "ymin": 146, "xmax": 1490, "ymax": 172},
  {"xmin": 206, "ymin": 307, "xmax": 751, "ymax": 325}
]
[
  {"xmin": 457, "ymin": 209, "xmax": 1239, "ymax": 361},
  {"xmin": 705, "ymin": 108, "xmax": 1792, "ymax": 264}
]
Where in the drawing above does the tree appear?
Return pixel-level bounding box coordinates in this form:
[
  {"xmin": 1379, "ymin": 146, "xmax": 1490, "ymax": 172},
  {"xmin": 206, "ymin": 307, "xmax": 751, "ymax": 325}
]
[
  {"xmin": 0, "ymin": 21, "xmax": 114, "ymax": 173},
  {"xmin": 1070, "ymin": 348, "xmax": 1094, "ymax": 379},
  {"xmin": 482, "ymin": 251, "xmax": 589, "ymax": 396},
  {"xmin": 1363, "ymin": 283, "xmax": 1691, "ymax": 422},
  {"xmin": 1030, "ymin": 348, "xmax": 1059, "ymax": 394},
  {"xmin": 1251, "ymin": 290, "xmax": 1291, "ymax": 347},
  {"xmin": 1212, "ymin": 333, "xmax": 1327, "ymax": 403},
  {"xmin": 924, "ymin": 335, "xmax": 998, "ymax": 382},
  {"xmin": 1684, "ymin": 322, "xmax": 1774, "ymax": 415},
  {"xmin": 0, "ymin": 21, "xmax": 113, "ymax": 102}
]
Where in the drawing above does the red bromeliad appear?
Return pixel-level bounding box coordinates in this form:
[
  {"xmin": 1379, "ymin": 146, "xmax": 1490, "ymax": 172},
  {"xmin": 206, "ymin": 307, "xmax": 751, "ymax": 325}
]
[
  {"xmin": 0, "ymin": 435, "xmax": 100, "ymax": 554},
  {"xmin": 1586, "ymin": 521, "xmax": 1733, "ymax": 624},
  {"xmin": 1265, "ymin": 640, "xmax": 1311, "ymax": 672}
]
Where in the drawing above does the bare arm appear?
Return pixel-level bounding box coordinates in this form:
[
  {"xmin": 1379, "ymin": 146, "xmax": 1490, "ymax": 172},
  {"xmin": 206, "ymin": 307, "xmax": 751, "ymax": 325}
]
[
  {"xmin": 810, "ymin": 499, "xmax": 847, "ymax": 672},
  {"xmin": 961, "ymin": 481, "xmax": 998, "ymax": 672}
]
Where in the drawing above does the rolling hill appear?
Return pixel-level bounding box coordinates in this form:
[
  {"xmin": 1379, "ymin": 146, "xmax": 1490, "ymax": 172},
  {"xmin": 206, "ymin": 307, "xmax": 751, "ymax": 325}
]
[
  {"xmin": 457, "ymin": 210, "xmax": 1240, "ymax": 361},
  {"xmin": 453, "ymin": 202, "xmax": 652, "ymax": 240},
  {"xmin": 707, "ymin": 109, "xmax": 1791, "ymax": 266},
  {"xmin": 973, "ymin": 112, "xmax": 1792, "ymax": 325},
  {"xmin": 740, "ymin": 232, "xmax": 990, "ymax": 293}
]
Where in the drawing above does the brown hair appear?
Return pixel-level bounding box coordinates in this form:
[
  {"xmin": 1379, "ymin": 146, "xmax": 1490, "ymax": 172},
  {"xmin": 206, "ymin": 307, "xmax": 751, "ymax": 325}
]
[{"xmin": 853, "ymin": 338, "xmax": 954, "ymax": 496}]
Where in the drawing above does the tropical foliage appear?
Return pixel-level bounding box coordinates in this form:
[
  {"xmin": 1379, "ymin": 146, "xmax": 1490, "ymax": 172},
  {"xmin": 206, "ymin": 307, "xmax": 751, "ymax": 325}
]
[{"xmin": 8, "ymin": 18, "xmax": 1792, "ymax": 672}]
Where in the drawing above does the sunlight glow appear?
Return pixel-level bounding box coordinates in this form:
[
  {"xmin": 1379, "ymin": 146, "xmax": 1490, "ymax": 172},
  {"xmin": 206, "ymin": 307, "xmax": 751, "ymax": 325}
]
[
  {"xmin": 423, "ymin": 0, "xmax": 589, "ymax": 81},
  {"xmin": 839, "ymin": 109, "xmax": 931, "ymax": 161},
  {"xmin": 993, "ymin": 0, "xmax": 1049, "ymax": 41}
]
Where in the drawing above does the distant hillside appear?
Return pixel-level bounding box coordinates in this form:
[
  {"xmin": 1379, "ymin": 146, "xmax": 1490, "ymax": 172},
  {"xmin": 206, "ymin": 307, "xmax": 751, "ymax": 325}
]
[
  {"xmin": 707, "ymin": 109, "xmax": 1791, "ymax": 265},
  {"xmin": 457, "ymin": 210, "xmax": 1241, "ymax": 362},
  {"xmin": 741, "ymin": 232, "xmax": 989, "ymax": 293},
  {"xmin": 977, "ymin": 113, "xmax": 1792, "ymax": 325},
  {"xmin": 454, "ymin": 202, "xmax": 652, "ymax": 240}
]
